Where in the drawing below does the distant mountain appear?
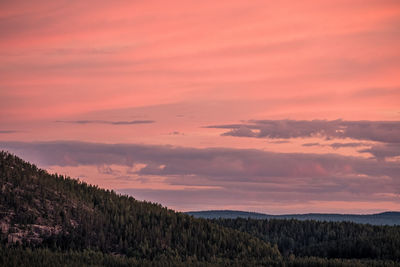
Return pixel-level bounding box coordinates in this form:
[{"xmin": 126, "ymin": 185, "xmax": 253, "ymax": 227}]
[{"xmin": 187, "ymin": 210, "xmax": 400, "ymax": 225}]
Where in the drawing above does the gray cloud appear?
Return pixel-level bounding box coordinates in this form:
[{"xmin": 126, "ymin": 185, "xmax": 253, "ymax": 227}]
[
  {"xmin": 268, "ymin": 140, "xmax": 290, "ymax": 144},
  {"xmin": 55, "ymin": 120, "xmax": 155, "ymax": 125},
  {"xmin": 302, "ymin": 143, "xmax": 321, "ymax": 147},
  {"xmin": 222, "ymin": 125, "xmax": 257, "ymax": 137},
  {"xmin": 0, "ymin": 130, "xmax": 18, "ymax": 134},
  {"xmin": 301, "ymin": 142, "xmax": 368, "ymax": 149},
  {"xmin": 359, "ymin": 143, "xmax": 400, "ymax": 161},
  {"xmin": 97, "ymin": 165, "xmax": 120, "ymax": 175},
  {"xmin": 330, "ymin": 142, "xmax": 368, "ymax": 149},
  {"xmin": 206, "ymin": 120, "xmax": 400, "ymax": 143}
]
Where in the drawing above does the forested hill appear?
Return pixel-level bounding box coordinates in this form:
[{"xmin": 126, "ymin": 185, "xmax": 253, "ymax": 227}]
[
  {"xmin": 187, "ymin": 210, "xmax": 400, "ymax": 225},
  {"xmin": 0, "ymin": 151, "xmax": 281, "ymax": 265}
]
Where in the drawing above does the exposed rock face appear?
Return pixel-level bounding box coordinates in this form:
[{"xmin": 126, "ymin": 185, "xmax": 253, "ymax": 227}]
[{"xmin": 6, "ymin": 224, "xmax": 62, "ymax": 245}]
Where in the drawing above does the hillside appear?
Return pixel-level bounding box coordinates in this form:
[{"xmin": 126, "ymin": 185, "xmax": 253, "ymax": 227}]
[
  {"xmin": 187, "ymin": 210, "xmax": 400, "ymax": 225},
  {"xmin": 0, "ymin": 151, "xmax": 281, "ymax": 265}
]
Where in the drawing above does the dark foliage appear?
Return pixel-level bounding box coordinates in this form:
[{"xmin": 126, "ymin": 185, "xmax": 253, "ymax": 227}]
[
  {"xmin": 212, "ymin": 217, "xmax": 400, "ymax": 261},
  {"xmin": 0, "ymin": 246, "xmax": 399, "ymax": 267}
]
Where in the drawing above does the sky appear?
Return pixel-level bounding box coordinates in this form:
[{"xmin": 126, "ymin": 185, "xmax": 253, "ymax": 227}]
[{"xmin": 1, "ymin": 0, "xmax": 400, "ymax": 214}]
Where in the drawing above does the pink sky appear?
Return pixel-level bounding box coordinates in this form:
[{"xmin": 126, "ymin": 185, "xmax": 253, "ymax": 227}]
[{"xmin": 1, "ymin": 0, "xmax": 400, "ymax": 214}]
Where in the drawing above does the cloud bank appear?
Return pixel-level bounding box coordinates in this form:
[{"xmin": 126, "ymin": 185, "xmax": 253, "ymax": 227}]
[
  {"xmin": 206, "ymin": 120, "xmax": 400, "ymax": 143},
  {"xmin": 1, "ymin": 140, "xmax": 398, "ymax": 178},
  {"xmin": 1, "ymin": 140, "xmax": 399, "ymax": 213}
]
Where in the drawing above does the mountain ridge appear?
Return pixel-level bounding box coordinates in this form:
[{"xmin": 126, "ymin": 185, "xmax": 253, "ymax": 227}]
[{"xmin": 186, "ymin": 210, "xmax": 400, "ymax": 225}]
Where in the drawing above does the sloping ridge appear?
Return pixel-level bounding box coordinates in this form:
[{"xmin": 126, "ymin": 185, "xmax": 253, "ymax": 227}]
[{"xmin": 0, "ymin": 151, "xmax": 280, "ymax": 262}]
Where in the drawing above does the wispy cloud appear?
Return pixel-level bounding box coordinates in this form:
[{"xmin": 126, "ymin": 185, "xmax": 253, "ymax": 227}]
[
  {"xmin": 55, "ymin": 120, "xmax": 155, "ymax": 125},
  {"xmin": 330, "ymin": 142, "xmax": 368, "ymax": 149},
  {"xmin": 302, "ymin": 142, "xmax": 321, "ymax": 147},
  {"xmin": 302, "ymin": 142, "xmax": 369, "ymax": 149},
  {"xmin": 0, "ymin": 130, "xmax": 18, "ymax": 134}
]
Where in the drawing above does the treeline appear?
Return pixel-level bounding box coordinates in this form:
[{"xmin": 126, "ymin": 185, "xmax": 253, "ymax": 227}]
[
  {"xmin": 212, "ymin": 217, "xmax": 400, "ymax": 261},
  {"xmin": 1, "ymin": 246, "xmax": 398, "ymax": 267}
]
